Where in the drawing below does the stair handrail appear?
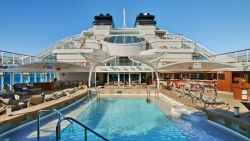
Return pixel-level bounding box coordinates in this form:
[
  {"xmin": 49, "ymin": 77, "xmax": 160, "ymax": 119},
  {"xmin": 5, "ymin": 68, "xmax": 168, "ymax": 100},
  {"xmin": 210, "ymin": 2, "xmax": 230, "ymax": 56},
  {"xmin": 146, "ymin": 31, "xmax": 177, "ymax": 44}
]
[
  {"xmin": 56, "ymin": 117, "xmax": 109, "ymax": 141},
  {"xmin": 37, "ymin": 109, "xmax": 64, "ymax": 141}
]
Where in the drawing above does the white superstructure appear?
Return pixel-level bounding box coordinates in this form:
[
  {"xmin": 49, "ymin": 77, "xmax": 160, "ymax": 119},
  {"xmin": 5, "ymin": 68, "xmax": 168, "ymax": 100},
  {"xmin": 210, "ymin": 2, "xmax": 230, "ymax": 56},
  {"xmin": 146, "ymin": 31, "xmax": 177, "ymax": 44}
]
[{"xmin": 15, "ymin": 12, "xmax": 244, "ymax": 86}]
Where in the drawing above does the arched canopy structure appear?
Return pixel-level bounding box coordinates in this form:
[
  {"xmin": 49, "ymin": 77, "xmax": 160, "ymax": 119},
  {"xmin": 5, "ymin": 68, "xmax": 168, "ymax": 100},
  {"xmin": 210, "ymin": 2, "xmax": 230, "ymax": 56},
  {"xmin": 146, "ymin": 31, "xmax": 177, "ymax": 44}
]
[
  {"xmin": 129, "ymin": 51, "xmax": 167, "ymax": 89},
  {"xmin": 79, "ymin": 50, "xmax": 116, "ymax": 87}
]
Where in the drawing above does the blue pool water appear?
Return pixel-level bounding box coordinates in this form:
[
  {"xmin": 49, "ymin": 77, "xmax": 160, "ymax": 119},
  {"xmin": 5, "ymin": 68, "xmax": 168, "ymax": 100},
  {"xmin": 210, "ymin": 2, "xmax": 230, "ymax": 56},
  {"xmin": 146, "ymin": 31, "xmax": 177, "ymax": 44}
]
[{"xmin": 60, "ymin": 98, "xmax": 247, "ymax": 141}]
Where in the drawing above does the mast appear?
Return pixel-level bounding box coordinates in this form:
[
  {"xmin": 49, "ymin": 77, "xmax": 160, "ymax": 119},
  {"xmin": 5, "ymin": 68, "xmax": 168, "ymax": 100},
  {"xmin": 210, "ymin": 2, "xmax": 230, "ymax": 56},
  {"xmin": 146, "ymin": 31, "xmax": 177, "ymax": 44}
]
[{"xmin": 123, "ymin": 8, "xmax": 127, "ymax": 28}]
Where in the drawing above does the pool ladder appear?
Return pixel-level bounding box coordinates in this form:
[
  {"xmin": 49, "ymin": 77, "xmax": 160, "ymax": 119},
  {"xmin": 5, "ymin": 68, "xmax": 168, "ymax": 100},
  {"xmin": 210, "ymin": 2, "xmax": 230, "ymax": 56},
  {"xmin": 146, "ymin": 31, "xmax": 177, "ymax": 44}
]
[
  {"xmin": 37, "ymin": 109, "xmax": 64, "ymax": 141},
  {"xmin": 37, "ymin": 109, "xmax": 108, "ymax": 141},
  {"xmin": 56, "ymin": 117, "xmax": 109, "ymax": 141},
  {"xmin": 146, "ymin": 86, "xmax": 160, "ymax": 100},
  {"xmin": 95, "ymin": 87, "xmax": 101, "ymax": 99}
]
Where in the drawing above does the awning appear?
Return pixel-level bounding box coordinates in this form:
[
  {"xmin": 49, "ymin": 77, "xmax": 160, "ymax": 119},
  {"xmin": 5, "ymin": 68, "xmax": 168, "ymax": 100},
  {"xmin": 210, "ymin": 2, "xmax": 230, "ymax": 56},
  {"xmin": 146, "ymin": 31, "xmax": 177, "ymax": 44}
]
[
  {"xmin": 11, "ymin": 61, "xmax": 88, "ymax": 72},
  {"xmin": 129, "ymin": 50, "xmax": 167, "ymax": 69},
  {"xmin": 79, "ymin": 49, "xmax": 116, "ymax": 64}
]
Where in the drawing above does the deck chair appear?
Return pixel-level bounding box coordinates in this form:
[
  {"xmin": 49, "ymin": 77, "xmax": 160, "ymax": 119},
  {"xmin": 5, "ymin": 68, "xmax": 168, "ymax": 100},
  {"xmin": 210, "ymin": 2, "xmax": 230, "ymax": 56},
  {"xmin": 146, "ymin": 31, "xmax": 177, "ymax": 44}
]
[
  {"xmin": 0, "ymin": 104, "xmax": 6, "ymax": 115},
  {"xmin": 201, "ymin": 85, "xmax": 228, "ymax": 108},
  {"xmin": 120, "ymin": 81, "xmax": 125, "ymax": 87},
  {"xmin": 174, "ymin": 83, "xmax": 185, "ymax": 97},
  {"xmin": 28, "ymin": 94, "xmax": 45, "ymax": 107},
  {"xmin": 241, "ymin": 101, "xmax": 250, "ymax": 116},
  {"xmin": 0, "ymin": 97, "xmax": 24, "ymax": 111},
  {"xmin": 181, "ymin": 82, "xmax": 191, "ymax": 97}
]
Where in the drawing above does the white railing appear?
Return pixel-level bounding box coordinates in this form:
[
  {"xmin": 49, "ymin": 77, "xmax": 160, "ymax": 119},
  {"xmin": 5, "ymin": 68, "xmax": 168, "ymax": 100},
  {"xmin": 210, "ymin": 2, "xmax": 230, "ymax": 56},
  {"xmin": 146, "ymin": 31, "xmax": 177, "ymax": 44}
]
[
  {"xmin": 0, "ymin": 50, "xmax": 42, "ymax": 66},
  {"xmin": 177, "ymin": 35, "xmax": 215, "ymax": 58},
  {"xmin": 208, "ymin": 48, "xmax": 250, "ymax": 63},
  {"xmin": 37, "ymin": 34, "xmax": 82, "ymax": 58}
]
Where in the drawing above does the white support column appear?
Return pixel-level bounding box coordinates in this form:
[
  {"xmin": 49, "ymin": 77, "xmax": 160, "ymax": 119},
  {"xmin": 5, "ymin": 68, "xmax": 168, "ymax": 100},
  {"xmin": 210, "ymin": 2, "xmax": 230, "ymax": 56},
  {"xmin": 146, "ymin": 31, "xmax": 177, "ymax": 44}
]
[
  {"xmin": 20, "ymin": 73, "xmax": 23, "ymax": 83},
  {"xmin": 118, "ymin": 73, "xmax": 120, "ymax": 86},
  {"xmin": 94, "ymin": 71, "xmax": 97, "ymax": 87},
  {"xmin": 139, "ymin": 73, "xmax": 141, "ymax": 84},
  {"xmin": 152, "ymin": 72, "xmax": 154, "ymax": 84},
  {"xmin": 129, "ymin": 73, "xmax": 131, "ymax": 86},
  {"xmin": 107, "ymin": 73, "xmax": 109, "ymax": 83},
  {"xmin": 123, "ymin": 72, "xmax": 125, "ymax": 85},
  {"xmin": 154, "ymin": 70, "xmax": 160, "ymax": 89},
  {"xmin": 34, "ymin": 73, "xmax": 37, "ymax": 83},
  {"xmin": 1, "ymin": 75, "xmax": 3, "ymax": 90},
  {"xmin": 88, "ymin": 65, "xmax": 98, "ymax": 88}
]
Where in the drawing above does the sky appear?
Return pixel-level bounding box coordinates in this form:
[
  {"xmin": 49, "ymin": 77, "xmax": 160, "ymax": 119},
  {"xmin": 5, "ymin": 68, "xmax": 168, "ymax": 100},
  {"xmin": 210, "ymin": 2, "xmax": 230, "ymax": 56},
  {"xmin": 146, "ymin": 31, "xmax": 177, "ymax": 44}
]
[{"xmin": 0, "ymin": 0, "xmax": 250, "ymax": 55}]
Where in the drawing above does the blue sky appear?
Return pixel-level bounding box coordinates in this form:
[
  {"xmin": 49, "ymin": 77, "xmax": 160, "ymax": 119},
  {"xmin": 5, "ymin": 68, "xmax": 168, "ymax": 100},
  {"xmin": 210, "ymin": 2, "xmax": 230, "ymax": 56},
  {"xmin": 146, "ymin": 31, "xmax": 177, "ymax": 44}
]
[{"xmin": 0, "ymin": 0, "xmax": 250, "ymax": 55}]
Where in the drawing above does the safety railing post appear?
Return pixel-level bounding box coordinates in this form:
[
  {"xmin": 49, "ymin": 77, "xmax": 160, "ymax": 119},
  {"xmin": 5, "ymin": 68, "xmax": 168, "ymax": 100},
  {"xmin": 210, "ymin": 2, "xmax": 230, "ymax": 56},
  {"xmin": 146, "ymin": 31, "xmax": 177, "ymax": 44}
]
[
  {"xmin": 12, "ymin": 54, "xmax": 14, "ymax": 65},
  {"xmin": 235, "ymin": 52, "xmax": 238, "ymax": 63},
  {"xmin": 56, "ymin": 117, "xmax": 109, "ymax": 141},
  {"xmin": 85, "ymin": 128, "xmax": 87, "ymax": 141},
  {"xmin": 37, "ymin": 109, "xmax": 64, "ymax": 141},
  {"xmin": 56, "ymin": 123, "xmax": 60, "ymax": 141},
  {"xmin": 1, "ymin": 51, "xmax": 3, "ymax": 64},
  {"xmin": 37, "ymin": 112, "xmax": 40, "ymax": 141},
  {"xmin": 247, "ymin": 50, "xmax": 249, "ymax": 62}
]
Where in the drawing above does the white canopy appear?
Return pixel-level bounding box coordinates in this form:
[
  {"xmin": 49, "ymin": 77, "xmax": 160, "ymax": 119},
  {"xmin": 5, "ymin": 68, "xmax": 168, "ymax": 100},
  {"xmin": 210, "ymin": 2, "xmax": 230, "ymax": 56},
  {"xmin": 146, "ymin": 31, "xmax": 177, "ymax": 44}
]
[
  {"xmin": 79, "ymin": 50, "xmax": 116, "ymax": 87},
  {"xmin": 129, "ymin": 51, "xmax": 167, "ymax": 89},
  {"xmin": 11, "ymin": 61, "xmax": 88, "ymax": 72}
]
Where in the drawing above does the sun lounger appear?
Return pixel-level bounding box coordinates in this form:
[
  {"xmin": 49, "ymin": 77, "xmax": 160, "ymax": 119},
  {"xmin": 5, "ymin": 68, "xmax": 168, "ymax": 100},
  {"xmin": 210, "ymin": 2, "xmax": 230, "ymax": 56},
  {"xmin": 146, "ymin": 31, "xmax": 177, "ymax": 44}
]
[
  {"xmin": 0, "ymin": 97, "xmax": 26, "ymax": 111},
  {"xmin": 201, "ymin": 85, "xmax": 228, "ymax": 108},
  {"xmin": 0, "ymin": 104, "xmax": 5, "ymax": 115},
  {"xmin": 28, "ymin": 94, "xmax": 45, "ymax": 107},
  {"xmin": 241, "ymin": 101, "xmax": 250, "ymax": 114},
  {"xmin": 175, "ymin": 82, "xmax": 191, "ymax": 97}
]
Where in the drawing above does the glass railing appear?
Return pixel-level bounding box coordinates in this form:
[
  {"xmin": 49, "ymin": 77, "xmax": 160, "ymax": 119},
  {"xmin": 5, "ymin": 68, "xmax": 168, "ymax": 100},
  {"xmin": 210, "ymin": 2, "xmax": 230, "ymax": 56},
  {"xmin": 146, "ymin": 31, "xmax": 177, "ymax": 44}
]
[
  {"xmin": 0, "ymin": 50, "xmax": 56, "ymax": 91},
  {"xmin": 208, "ymin": 48, "xmax": 250, "ymax": 63},
  {"xmin": 0, "ymin": 50, "xmax": 41, "ymax": 66}
]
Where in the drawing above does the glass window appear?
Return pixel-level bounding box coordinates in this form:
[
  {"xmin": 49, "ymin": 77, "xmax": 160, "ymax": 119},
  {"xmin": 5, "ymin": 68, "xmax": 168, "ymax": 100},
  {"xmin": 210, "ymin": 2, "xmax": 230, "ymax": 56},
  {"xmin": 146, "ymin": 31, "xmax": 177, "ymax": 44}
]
[
  {"xmin": 22, "ymin": 73, "xmax": 29, "ymax": 83},
  {"xmin": 30, "ymin": 73, "xmax": 35, "ymax": 83},
  {"xmin": 36, "ymin": 73, "xmax": 41, "ymax": 82},
  {"xmin": 126, "ymin": 36, "xmax": 133, "ymax": 43},
  {"xmin": 116, "ymin": 36, "xmax": 123, "ymax": 44},
  {"xmin": 118, "ymin": 57, "xmax": 132, "ymax": 66},
  {"xmin": 14, "ymin": 72, "xmax": 21, "ymax": 84},
  {"xmin": 4, "ymin": 72, "xmax": 11, "ymax": 89},
  {"xmin": 109, "ymin": 73, "xmax": 118, "ymax": 82},
  {"xmin": 104, "ymin": 36, "xmax": 145, "ymax": 44}
]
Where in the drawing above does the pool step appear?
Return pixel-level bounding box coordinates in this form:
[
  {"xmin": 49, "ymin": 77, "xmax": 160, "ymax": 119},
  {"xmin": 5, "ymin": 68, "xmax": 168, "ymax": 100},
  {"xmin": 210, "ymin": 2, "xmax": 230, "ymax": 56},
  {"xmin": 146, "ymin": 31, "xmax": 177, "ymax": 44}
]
[{"xmin": 171, "ymin": 105, "xmax": 207, "ymax": 121}]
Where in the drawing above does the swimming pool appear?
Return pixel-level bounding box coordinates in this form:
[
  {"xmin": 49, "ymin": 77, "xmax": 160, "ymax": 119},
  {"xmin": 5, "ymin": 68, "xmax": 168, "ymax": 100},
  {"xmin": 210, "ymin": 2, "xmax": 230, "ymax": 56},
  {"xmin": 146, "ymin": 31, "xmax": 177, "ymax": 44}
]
[
  {"xmin": 59, "ymin": 98, "xmax": 247, "ymax": 141},
  {"xmin": 0, "ymin": 94, "xmax": 248, "ymax": 141}
]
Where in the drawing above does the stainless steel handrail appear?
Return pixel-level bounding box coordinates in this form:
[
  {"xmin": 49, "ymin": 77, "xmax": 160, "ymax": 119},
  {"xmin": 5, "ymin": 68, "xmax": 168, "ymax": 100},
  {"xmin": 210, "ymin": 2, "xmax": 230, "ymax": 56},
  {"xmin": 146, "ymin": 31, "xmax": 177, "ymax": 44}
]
[
  {"xmin": 56, "ymin": 117, "xmax": 109, "ymax": 141},
  {"xmin": 95, "ymin": 87, "xmax": 101, "ymax": 99},
  {"xmin": 37, "ymin": 109, "xmax": 64, "ymax": 141}
]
